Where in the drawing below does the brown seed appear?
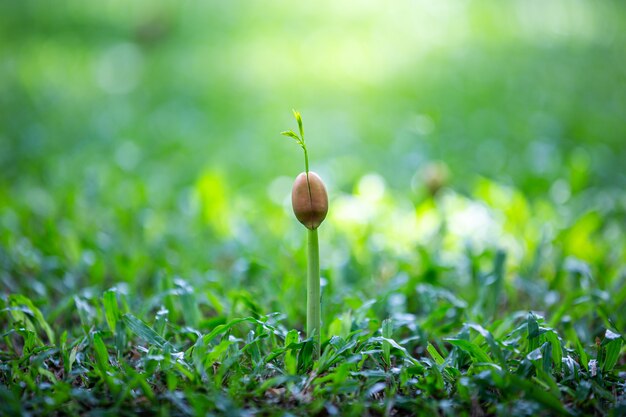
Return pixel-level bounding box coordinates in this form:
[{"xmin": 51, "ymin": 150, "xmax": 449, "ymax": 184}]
[{"xmin": 291, "ymin": 171, "xmax": 328, "ymax": 230}]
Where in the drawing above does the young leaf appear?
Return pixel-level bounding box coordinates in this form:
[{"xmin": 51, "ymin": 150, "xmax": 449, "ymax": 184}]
[
  {"xmin": 280, "ymin": 110, "xmax": 310, "ymax": 174},
  {"xmin": 281, "ymin": 130, "xmax": 301, "ymax": 143},
  {"xmin": 293, "ymin": 109, "xmax": 304, "ymax": 140}
]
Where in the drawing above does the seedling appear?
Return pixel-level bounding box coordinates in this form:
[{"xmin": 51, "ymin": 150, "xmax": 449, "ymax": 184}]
[{"xmin": 281, "ymin": 110, "xmax": 328, "ymax": 357}]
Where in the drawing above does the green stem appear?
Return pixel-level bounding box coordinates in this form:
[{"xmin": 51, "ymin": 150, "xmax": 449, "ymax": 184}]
[
  {"xmin": 302, "ymin": 145, "xmax": 309, "ymax": 175},
  {"xmin": 307, "ymin": 228, "xmax": 321, "ymax": 357}
]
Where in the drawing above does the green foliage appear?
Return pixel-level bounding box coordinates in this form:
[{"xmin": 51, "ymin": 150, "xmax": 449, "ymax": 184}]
[{"xmin": 2, "ymin": 1, "xmax": 626, "ymax": 415}]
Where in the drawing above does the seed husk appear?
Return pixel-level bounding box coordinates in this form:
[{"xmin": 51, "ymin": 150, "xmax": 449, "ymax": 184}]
[{"xmin": 291, "ymin": 171, "xmax": 328, "ymax": 230}]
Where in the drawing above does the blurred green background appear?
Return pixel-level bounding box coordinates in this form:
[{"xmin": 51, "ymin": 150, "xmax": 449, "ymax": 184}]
[{"xmin": 1, "ymin": 1, "xmax": 625, "ymax": 329}]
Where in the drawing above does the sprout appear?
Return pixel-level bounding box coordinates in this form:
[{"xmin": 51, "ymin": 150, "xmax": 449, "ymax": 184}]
[{"xmin": 280, "ymin": 110, "xmax": 328, "ymax": 358}]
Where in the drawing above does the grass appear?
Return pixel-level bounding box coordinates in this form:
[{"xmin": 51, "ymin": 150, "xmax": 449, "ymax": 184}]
[
  {"xmin": 1, "ymin": 1, "xmax": 626, "ymax": 415},
  {"xmin": 1, "ymin": 192, "xmax": 625, "ymax": 415},
  {"xmin": 283, "ymin": 109, "xmax": 328, "ymax": 357},
  {"xmin": 1, "ymin": 291, "xmax": 624, "ymax": 416}
]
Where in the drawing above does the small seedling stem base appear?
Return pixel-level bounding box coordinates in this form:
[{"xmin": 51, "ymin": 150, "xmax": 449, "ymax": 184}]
[{"xmin": 307, "ymin": 228, "xmax": 321, "ymax": 357}]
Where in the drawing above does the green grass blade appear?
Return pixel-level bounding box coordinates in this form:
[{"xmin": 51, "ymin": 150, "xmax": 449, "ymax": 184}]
[
  {"xmin": 382, "ymin": 318, "xmax": 392, "ymax": 366},
  {"xmin": 8, "ymin": 294, "xmax": 55, "ymax": 344},
  {"xmin": 468, "ymin": 323, "xmax": 505, "ymax": 366},
  {"xmin": 427, "ymin": 342, "xmax": 446, "ymax": 366},
  {"xmin": 284, "ymin": 329, "xmax": 299, "ymax": 375},
  {"xmin": 601, "ymin": 329, "xmax": 623, "ymax": 372},
  {"xmin": 446, "ymin": 338, "xmax": 493, "ymax": 364},
  {"xmin": 177, "ymin": 280, "xmax": 200, "ymax": 329},
  {"xmin": 123, "ymin": 314, "xmax": 170, "ymax": 349},
  {"xmin": 103, "ymin": 290, "xmax": 119, "ymax": 333},
  {"xmin": 93, "ymin": 332, "xmax": 120, "ymax": 395},
  {"xmin": 545, "ymin": 331, "xmax": 563, "ymax": 372}
]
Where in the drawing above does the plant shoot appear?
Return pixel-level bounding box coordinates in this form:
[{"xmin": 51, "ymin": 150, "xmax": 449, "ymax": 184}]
[{"xmin": 281, "ymin": 110, "xmax": 328, "ymax": 357}]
